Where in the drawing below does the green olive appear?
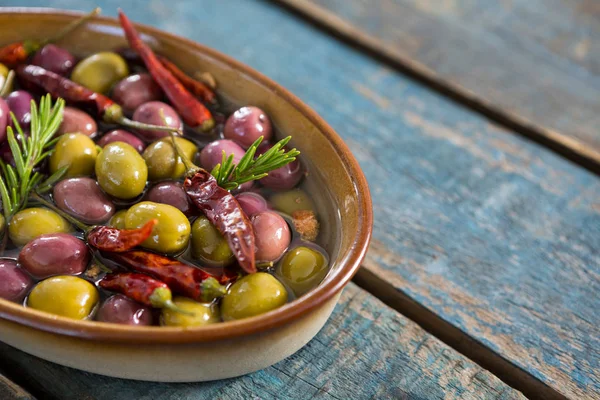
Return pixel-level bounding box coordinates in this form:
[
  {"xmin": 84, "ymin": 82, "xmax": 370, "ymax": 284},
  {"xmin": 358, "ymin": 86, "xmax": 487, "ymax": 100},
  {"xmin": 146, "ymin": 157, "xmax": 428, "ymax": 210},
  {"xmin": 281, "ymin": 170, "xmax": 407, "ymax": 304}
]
[
  {"xmin": 9, "ymin": 208, "xmax": 71, "ymax": 246},
  {"xmin": 108, "ymin": 209, "xmax": 128, "ymax": 229},
  {"xmin": 71, "ymin": 52, "xmax": 129, "ymax": 94},
  {"xmin": 0, "ymin": 63, "xmax": 8, "ymax": 88},
  {"xmin": 27, "ymin": 275, "xmax": 98, "ymax": 319},
  {"xmin": 0, "ymin": 213, "xmax": 5, "ymax": 234},
  {"xmin": 221, "ymin": 273, "xmax": 288, "ymax": 321},
  {"xmin": 269, "ymin": 189, "xmax": 315, "ymax": 215},
  {"xmin": 49, "ymin": 133, "xmax": 98, "ymax": 178},
  {"xmin": 161, "ymin": 297, "xmax": 220, "ymax": 327},
  {"xmin": 191, "ymin": 216, "xmax": 234, "ymax": 266},
  {"xmin": 95, "ymin": 142, "xmax": 148, "ymax": 199},
  {"xmin": 125, "ymin": 201, "xmax": 190, "ymax": 254},
  {"xmin": 143, "ymin": 137, "xmax": 197, "ymax": 181},
  {"xmin": 276, "ymin": 246, "xmax": 327, "ymax": 296}
]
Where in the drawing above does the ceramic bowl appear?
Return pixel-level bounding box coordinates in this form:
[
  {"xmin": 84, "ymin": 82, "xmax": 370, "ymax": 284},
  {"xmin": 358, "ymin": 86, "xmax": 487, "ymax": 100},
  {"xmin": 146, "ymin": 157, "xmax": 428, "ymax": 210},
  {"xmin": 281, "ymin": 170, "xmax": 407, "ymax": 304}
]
[{"xmin": 0, "ymin": 8, "xmax": 372, "ymax": 382}]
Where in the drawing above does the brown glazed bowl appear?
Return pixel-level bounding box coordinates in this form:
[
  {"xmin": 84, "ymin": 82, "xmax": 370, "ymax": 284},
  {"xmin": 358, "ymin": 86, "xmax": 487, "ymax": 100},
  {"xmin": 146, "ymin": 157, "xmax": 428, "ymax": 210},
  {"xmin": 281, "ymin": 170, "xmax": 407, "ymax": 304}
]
[{"xmin": 0, "ymin": 8, "xmax": 372, "ymax": 382}]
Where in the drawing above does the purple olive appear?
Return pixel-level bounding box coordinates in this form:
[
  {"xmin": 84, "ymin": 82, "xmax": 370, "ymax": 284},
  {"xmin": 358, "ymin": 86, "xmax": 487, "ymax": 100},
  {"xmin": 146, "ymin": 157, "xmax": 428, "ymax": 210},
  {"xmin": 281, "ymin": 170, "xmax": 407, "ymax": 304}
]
[
  {"xmin": 145, "ymin": 181, "xmax": 191, "ymax": 215},
  {"xmin": 96, "ymin": 294, "xmax": 153, "ymax": 326},
  {"xmin": 53, "ymin": 178, "xmax": 115, "ymax": 224},
  {"xmin": 0, "ymin": 130, "xmax": 28, "ymax": 165},
  {"xmin": 31, "ymin": 44, "xmax": 76, "ymax": 76},
  {"xmin": 97, "ymin": 129, "xmax": 145, "ymax": 153},
  {"xmin": 132, "ymin": 101, "xmax": 182, "ymax": 140},
  {"xmin": 111, "ymin": 73, "xmax": 163, "ymax": 113},
  {"xmin": 252, "ymin": 211, "xmax": 291, "ymax": 262},
  {"xmin": 224, "ymin": 106, "xmax": 273, "ymax": 148},
  {"xmin": 258, "ymin": 143, "xmax": 303, "ymax": 190},
  {"xmin": 199, "ymin": 139, "xmax": 253, "ymax": 191},
  {"xmin": 18, "ymin": 233, "xmax": 90, "ymax": 279},
  {"xmin": 0, "ymin": 97, "xmax": 10, "ymax": 143},
  {"xmin": 6, "ymin": 91, "xmax": 34, "ymax": 130},
  {"xmin": 0, "ymin": 259, "xmax": 33, "ymax": 302},
  {"xmin": 57, "ymin": 107, "xmax": 97, "ymax": 137},
  {"xmin": 235, "ymin": 192, "xmax": 268, "ymax": 217}
]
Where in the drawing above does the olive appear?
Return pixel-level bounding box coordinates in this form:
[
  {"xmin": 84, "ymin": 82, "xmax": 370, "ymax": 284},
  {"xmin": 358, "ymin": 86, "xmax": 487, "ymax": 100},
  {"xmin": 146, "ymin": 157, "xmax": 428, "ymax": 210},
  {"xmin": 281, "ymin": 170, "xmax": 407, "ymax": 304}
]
[
  {"xmin": 0, "ymin": 62, "xmax": 8, "ymax": 86},
  {"xmin": 71, "ymin": 51, "xmax": 129, "ymax": 94},
  {"xmin": 96, "ymin": 294, "xmax": 153, "ymax": 326},
  {"xmin": 252, "ymin": 211, "xmax": 291, "ymax": 262},
  {"xmin": 0, "ymin": 97, "xmax": 9, "ymax": 143},
  {"xmin": 269, "ymin": 189, "xmax": 315, "ymax": 215},
  {"xmin": 257, "ymin": 143, "xmax": 303, "ymax": 190},
  {"xmin": 125, "ymin": 201, "xmax": 190, "ymax": 254},
  {"xmin": 161, "ymin": 297, "xmax": 220, "ymax": 327},
  {"xmin": 31, "ymin": 44, "xmax": 76, "ymax": 76},
  {"xmin": 56, "ymin": 107, "xmax": 98, "ymax": 137},
  {"xmin": 132, "ymin": 101, "xmax": 182, "ymax": 140},
  {"xmin": 143, "ymin": 137, "xmax": 197, "ymax": 181},
  {"xmin": 0, "ymin": 259, "xmax": 33, "ymax": 303},
  {"xmin": 97, "ymin": 129, "xmax": 145, "ymax": 153},
  {"xmin": 53, "ymin": 177, "xmax": 115, "ymax": 224},
  {"xmin": 9, "ymin": 208, "xmax": 71, "ymax": 247},
  {"xmin": 145, "ymin": 181, "xmax": 191, "ymax": 215},
  {"xmin": 108, "ymin": 209, "xmax": 128, "ymax": 229},
  {"xmin": 6, "ymin": 90, "xmax": 34, "ymax": 130},
  {"xmin": 49, "ymin": 133, "xmax": 98, "ymax": 178},
  {"xmin": 235, "ymin": 192, "xmax": 269, "ymax": 217},
  {"xmin": 223, "ymin": 106, "xmax": 273, "ymax": 148},
  {"xmin": 27, "ymin": 275, "xmax": 98, "ymax": 320},
  {"xmin": 221, "ymin": 273, "xmax": 288, "ymax": 321},
  {"xmin": 111, "ymin": 73, "xmax": 163, "ymax": 113},
  {"xmin": 18, "ymin": 233, "xmax": 90, "ymax": 279},
  {"xmin": 276, "ymin": 246, "xmax": 327, "ymax": 296},
  {"xmin": 95, "ymin": 142, "xmax": 148, "ymax": 199},
  {"xmin": 191, "ymin": 216, "xmax": 234, "ymax": 266},
  {"xmin": 198, "ymin": 139, "xmax": 253, "ymax": 191}
]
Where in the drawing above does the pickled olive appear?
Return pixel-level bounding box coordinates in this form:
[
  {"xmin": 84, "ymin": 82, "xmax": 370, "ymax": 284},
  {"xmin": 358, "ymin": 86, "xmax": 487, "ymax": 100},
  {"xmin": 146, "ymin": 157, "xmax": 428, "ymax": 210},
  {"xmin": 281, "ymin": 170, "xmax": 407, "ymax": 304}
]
[
  {"xmin": 251, "ymin": 211, "xmax": 291, "ymax": 262},
  {"xmin": 235, "ymin": 192, "xmax": 269, "ymax": 217},
  {"xmin": 71, "ymin": 51, "xmax": 129, "ymax": 94},
  {"xmin": 161, "ymin": 297, "xmax": 220, "ymax": 327},
  {"xmin": 223, "ymin": 106, "xmax": 273, "ymax": 149},
  {"xmin": 9, "ymin": 208, "xmax": 71, "ymax": 247},
  {"xmin": 143, "ymin": 137, "xmax": 197, "ymax": 181},
  {"xmin": 269, "ymin": 189, "xmax": 315, "ymax": 215},
  {"xmin": 145, "ymin": 181, "xmax": 191, "ymax": 215},
  {"xmin": 199, "ymin": 139, "xmax": 245, "ymax": 171},
  {"xmin": 191, "ymin": 216, "xmax": 234, "ymax": 266},
  {"xmin": 125, "ymin": 201, "xmax": 190, "ymax": 254},
  {"xmin": 0, "ymin": 259, "xmax": 33, "ymax": 302},
  {"xmin": 49, "ymin": 133, "xmax": 98, "ymax": 178},
  {"xmin": 97, "ymin": 129, "xmax": 145, "ymax": 153},
  {"xmin": 56, "ymin": 106, "xmax": 98, "ymax": 137},
  {"xmin": 95, "ymin": 142, "xmax": 148, "ymax": 199},
  {"xmin": 96, "ymin": 294, "xmax": 153, "ymax": 326},
  {"xmin": 276, "ymin": 246, "xmax": 327, "ymax": 296},
  {"xmin": 18, "ymin": 233, "xmax": 90, "ymax": 279},
  {"xmin": 27, "ymin": 275, "xmax": 98, "ymax": 320},
  {"xmin": 108, "ymin": 209, "xmax": 128, "ymax": 229},
  {"xmin": 132, "ymin": 101, "xmax": 182, "ymax": 140},
  {"xmin": 0, "ymin": 97, "xmax": 9, "ymax": 142},
  {"xmin": 221, "ymin": 273, "xmax": 288, "ymax": 321},
  {"xmin": 6, "ymin": 90, "xmax": 34, "ymax": 129},
  {"xmin": 257, "ymin": 143, "xmax": 303, "ymax": 190},
  {"xmin": 53, "ymin": 177, "xmax": 115, "ymax": 224},
  {"xmin": 31, "ymin": 44, "xmax": 76, "ymax": 76},
  {"xmin": 111, "ymin": 73, "xmax": 163, "ymax": 113}
]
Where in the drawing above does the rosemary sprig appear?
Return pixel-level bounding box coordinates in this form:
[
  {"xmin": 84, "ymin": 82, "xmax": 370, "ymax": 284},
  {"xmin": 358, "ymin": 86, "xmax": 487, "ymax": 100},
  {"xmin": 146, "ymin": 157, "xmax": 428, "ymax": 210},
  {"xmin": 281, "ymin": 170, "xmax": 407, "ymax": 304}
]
[
  {"xmin": 211, "ymin": 136, "xmax": 300, "ymax": 190},
  {"xmin": 0, "ymin": 94, "xmax": 66, "ymax": 220}
]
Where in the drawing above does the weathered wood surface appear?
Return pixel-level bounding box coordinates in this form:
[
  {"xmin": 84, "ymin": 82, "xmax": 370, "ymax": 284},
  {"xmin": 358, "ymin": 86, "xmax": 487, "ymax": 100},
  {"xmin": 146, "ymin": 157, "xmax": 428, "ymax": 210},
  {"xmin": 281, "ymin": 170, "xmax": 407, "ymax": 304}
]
[
  {"xmin": 276, "ymin": 0, "xmax": 600, "ymax": 169},
  {"xmin": 0, "ymin": 284, "xmax": 524, "ymax": 400},
  {"xmin": 0, "ymin": 373, "xmax": 35, "ymax": 400},
  {"xmin": 4, "ymin": 0, "xmax": 600, "ymax": 398}
]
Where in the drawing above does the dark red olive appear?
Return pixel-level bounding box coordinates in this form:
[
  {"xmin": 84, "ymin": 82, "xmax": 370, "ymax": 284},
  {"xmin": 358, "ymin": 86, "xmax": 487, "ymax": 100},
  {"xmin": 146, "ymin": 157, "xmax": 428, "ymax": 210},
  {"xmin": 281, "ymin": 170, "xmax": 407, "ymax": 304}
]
[
  {"xmin": 96, "ymin": 294, "xmax": 153, "ymax": 326},
  {"xmin": 145, "ymin": 181, "xmax": 192, "ymax": 215},
  {"xmin": 235, "ymin": 192, "xmax": 269, "ymax": 217},
  {"xmin": 0, "ymin": 259, "xmax": 33, "ymax": 302},
  {"xmin": 18, "ymin": 233, "xmax": 90, "ymax": 279},
  {"xmin": 257, "ymin": 143, "xmax": 303, "ymax": 190},
  {"xmin": 53, "ymin": 177, "xmax": 115, "ymax": 224},
  {"xmin": 223, "ymin": 106, "xmax": 273, "ymax": 148},
  {"xmin": 57, "ymin": 107, "xmax": 98, "ymax": 137},
  {"xmin": 252, "ymin": 211, "xmax": 291, "ymax": 262},
  {"xmin": 132, "ymin": 101, "xmax": 182, "ymax": 140},
  {"xmin": 0, "ymin": 98, "xmax": 10, "ymax": 143},
  {"xmin": 111, "ymin": 73, "xmax": 163, "ymax": 113},
  {"xmin": 31, "ymin": 44, "xmax": 76, "ymax": 76},
  {"xmin": 97, "ymin": 129, "xmax": 145, "ymax": 153},
  {"xmin": 6, "ymin": 91, "xmax": 34, "ymax": 130}
]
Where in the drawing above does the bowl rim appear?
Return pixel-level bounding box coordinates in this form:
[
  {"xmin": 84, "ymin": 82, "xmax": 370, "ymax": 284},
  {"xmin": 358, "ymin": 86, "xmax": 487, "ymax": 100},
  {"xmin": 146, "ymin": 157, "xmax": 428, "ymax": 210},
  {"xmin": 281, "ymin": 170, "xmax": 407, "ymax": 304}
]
[{"xmin": 0, "ymin": 7, "xmax": 373, "ymax": 344}]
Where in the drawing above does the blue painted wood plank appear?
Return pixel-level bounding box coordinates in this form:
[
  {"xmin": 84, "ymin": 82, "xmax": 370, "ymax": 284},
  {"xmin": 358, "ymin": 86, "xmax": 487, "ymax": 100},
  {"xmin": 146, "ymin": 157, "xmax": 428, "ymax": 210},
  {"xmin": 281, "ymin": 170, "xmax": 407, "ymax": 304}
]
[{"xmin": 0, "ymin": 284, "xmax": 524, "ymax": 400}]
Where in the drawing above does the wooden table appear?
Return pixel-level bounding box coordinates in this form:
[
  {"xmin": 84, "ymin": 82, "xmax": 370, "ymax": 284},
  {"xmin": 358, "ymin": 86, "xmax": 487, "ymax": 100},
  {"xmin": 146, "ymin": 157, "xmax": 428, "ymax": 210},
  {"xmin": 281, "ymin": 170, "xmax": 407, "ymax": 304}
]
[{"xmin": 1, "ymin": 1, "xmax": 598, "ymax": 399}]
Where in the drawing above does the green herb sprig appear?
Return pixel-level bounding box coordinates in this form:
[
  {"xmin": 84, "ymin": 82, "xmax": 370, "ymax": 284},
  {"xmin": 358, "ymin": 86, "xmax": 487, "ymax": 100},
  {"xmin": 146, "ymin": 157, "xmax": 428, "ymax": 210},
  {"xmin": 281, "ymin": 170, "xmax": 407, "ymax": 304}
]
[
  {"xmin": 0, "ymin": 94, "xmax": 66, "ymax": 220},
  {"xmin": 211, "ymin": 136, "xmax": 300, "ymax": 190}
]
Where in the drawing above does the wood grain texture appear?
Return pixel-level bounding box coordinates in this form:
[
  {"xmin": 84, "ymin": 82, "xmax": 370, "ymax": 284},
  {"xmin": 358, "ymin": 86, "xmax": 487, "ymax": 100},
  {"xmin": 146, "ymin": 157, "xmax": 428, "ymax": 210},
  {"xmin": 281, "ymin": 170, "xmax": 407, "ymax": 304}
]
[
  {"xmin": 3, "ymin": 0, "xmax": 599, "ymax": 398},
  {"xmin": 0, "ymin": 284, "xmax": 524, "ymax": 400},
  {"xmin": 275, "ymin": 0, "xmax": 600, "ymax": 171},
  {"xmin": 0, "ymin": 373, "xmax": 35, "ymax": 400}
]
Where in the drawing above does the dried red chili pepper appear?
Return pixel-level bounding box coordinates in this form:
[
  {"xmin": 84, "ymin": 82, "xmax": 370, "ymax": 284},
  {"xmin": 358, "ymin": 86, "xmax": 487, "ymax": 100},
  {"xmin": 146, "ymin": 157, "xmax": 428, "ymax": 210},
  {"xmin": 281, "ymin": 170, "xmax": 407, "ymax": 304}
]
[
  {"xmin": 118, "ymin": 10, "xmax": 215, "ymax": 131},
  {"xmin": 15, "ymin": 64, "xmax": 179, "ymax": 134},
  {"xmin": 99, "ymin": 272, "xmax": 192, "ymax": 314},
  {"xmin": 0, "ymin": 8, "xmax": 100, "ymax": 67},
  {"xmin": 156, "ymin": 56, "xmax": 217, "ymax": 105},
  {"xmin": 109, "ymin": 251, "xmax": 229, "ymax": 302},
  {"xmin": 87, "ymin": 219, "xmax": 158, "ymax": 252}
]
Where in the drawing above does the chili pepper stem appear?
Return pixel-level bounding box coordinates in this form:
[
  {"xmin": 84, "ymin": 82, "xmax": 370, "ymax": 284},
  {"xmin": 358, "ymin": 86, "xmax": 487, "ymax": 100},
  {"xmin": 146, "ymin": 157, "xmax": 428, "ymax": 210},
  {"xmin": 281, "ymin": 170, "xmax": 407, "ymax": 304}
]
[
  {"xmin": 149, "ymin": 287, "xmax": 195, "ymax": 316},
  {"xmin": 200, "ymin": 277, "xmax": 227, "ymax": 302},
  {"xmin": 0, "ymin": 70, "xmax": 15, "ymax": 97},
  {"xmin": 30, "ymin": 192, "xmax": 91, "ymax": 232},
  {"xmin": 40, "ymin": 8, "xmax": 101, "ymax": 47}
]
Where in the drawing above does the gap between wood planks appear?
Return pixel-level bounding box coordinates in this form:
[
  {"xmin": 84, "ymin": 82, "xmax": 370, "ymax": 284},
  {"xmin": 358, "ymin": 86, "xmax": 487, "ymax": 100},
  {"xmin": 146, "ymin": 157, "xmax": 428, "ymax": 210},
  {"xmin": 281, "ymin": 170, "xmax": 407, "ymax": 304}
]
[{"xmin": 270, "ymin": 0, "xmax": 600, "ymax": 177}]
